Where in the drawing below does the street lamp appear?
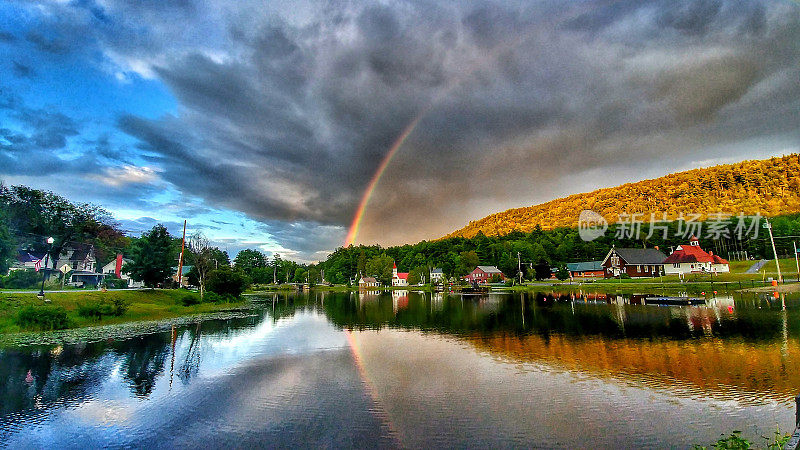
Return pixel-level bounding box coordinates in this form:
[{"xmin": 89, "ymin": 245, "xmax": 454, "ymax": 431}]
[
  {"xmin": 764, "ymin": 219, "xmax": 783, "ymax": 283},
  {"xmin": 38, "ymin": 237, "xmax": 54, "ymax": 298}
]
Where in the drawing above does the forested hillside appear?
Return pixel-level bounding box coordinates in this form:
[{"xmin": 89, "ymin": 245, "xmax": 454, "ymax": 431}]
[{"xmin": 446, "ymin": 154, "xmax": 800, "ymax": 239}]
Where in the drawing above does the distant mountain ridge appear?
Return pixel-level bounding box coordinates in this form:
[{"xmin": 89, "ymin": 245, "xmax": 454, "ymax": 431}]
[{"xmin": 444, "ymin": 154, "xmax": 800, "ymax": 239}]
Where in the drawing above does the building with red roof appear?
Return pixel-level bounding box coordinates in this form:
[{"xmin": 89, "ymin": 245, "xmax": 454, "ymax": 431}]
[
  {"xmin": 663, "ymin": 236, "xmax": 730, "ymax": 275},
  {"xmin": 392, "ymin": 262, "xmax": 409, "ymax": 287}
]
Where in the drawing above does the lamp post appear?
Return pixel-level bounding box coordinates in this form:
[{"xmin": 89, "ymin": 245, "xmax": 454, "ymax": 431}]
[
  {"xmin": 39, "ymin": 237, "xmax": 54, "ymax": 298},
  {"xmin": 764, "ymin": 219, "xmax": 783, "ymax": 283}
]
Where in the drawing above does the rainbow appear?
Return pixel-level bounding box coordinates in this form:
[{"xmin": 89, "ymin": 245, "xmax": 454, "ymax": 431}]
[
  {"xmin": 342, "ymin": 1, "xmax": 622, "ymax": 247},
  {"xmin": 344, "ymin": 327, "xmax": 400, "ymax": 442},
  {"xmin": 344, "ymin": 113, "xmax": 426, "ymax": 246}
]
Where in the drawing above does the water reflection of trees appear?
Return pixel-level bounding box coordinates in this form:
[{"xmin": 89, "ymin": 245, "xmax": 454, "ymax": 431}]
[
  {"xmin": 319, "ymin": 291, "xmax": 792, "ymax": 342},
  {"xmin": 0, "ymin": 314, "xmax": 271, "ymax": 422}
]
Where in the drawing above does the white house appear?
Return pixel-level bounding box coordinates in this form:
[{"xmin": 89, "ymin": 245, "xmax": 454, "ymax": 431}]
[
  {"xmin": 55, "ymin": 245, "xmax": 96, "ymax": 273},
  {"xmin": 663, "ymin": 236, "xmax": 730, "ymax": 275},
  {"xmin": 391, "ymin": 262, "xmax": 409, "ymax": 287},
  {"xmin": 429, "ymin": 268, "xmax": 444, "ymax": 283},
  {"xmin": 358, "ymin": 276, "xmax": 380, "ymax": 288},
  {"xmin": 101, "ymin": 255, "xmax": 144, "ymax": 288}
]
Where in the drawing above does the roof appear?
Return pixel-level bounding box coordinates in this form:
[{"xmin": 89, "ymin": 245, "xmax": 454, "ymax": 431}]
[
  {"xmin": 430, "ymin": 268, "xmax": 443, "ymax": 274},
  {"xmin": 663, "ymin": 244, "xmax": 729, "ymax": 265},
  {"xmin": 395, "ymin": 272, "xmax": 409, "ymax": 279},
  {"xmin": 16, "ymin": 251, "xmax": 45, "ymax": 263},
  {"xmin": 607, "ymin": 248, "xmax": 667, "ymax": 265},
  {"xmin": 360, "ymin": 276, "xmax": 377, "ymax": 283},
  {"xmin": 566, "ymin": 261, "xmax": 603, "ymax": 272},
  {"xmin": 476, "ymin": 265, "xmax": 503, "ymax": 273}
]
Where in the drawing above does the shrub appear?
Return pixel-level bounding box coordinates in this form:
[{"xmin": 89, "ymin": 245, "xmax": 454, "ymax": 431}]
[
  {"xmin": 204, "ymin": 292, "xmax": 236, "ymax": 303},
  {"xmin": 103, "ymin": 278, "xmax": 128, "ymax": 290},
  {"xmin": 620, "ymin": 273, "xmax": 632, "ymax": 279},
  {"xmin": 2, "ymin": 270, "xmax": 43, "ymax": 289},
  {"xmin": 15, "ymin": 305, "xmax": 70, "ymax": 330},
  {"xmin": 206, "ymin": 269, "xmax": 248, "ymax": 298},
  {"xmin": 77, "ymin": 298, "xmax": 129, "ymax": 320},
  {"xmin": 180, "ymin": 294, "xmax": 201, "ymax": 306}
]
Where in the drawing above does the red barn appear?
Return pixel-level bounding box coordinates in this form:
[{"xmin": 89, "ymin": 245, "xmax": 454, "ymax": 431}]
[{"xmin": 463, "ymin": 266, "xmax": 506, "ymax": 284}]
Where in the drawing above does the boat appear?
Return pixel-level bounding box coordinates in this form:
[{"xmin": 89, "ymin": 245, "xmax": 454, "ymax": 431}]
[{"xmin": 644, "ymin": 296, "xmax": 706, "ymax": 306}]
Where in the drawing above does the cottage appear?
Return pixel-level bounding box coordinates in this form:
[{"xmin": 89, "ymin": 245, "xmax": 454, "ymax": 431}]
[
  {"xmin": 602, "ymin": 247, "xmax": 666, "ymax": 278},
  {"xmin": 392, "ymin": 263, "xmax": 409, "ymax": 287},
  {"xmin": 429, "ymin": 268, "xmax": 444, "ymax": 283},
  {"xmin": 566, "ymin": 261, "xmax": 604, "ymax": 279},
  {"xmin": 10, "ymin": 250, "xmax": 50, "ymax": 272},
  {"xmin": 55, "ymin": 244, "xmax": 96, "ymax": 273},
  {"xmin": 663, "ymin": 236, "xmax": 730, "ymax": 275},
  {"xmin": 358, "ymin": 276, "xmax": 380, "ymax": 288},
  {"xmin": 463, "ymin": 266, "xmax": 506, "ymax": 284},
  {"xmin": 100, "ymin": 255, "xmax": 144, "ymax": 288}
]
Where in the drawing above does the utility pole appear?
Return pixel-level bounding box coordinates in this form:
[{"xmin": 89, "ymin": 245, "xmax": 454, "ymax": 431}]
[
  {"xmin": 517, "ymin": 252, "xmax": 522, "ymax": 285},
  {"xmin": 176, "ymin": 220, "xmax": 186, "ymax": 286},
  {"xmin": 764, "ymin": 218, "xmax": 783, "ymax": 283},
  {"xmin": 794, "ymin": 241, "xmax": 799, "ymax": 283}
]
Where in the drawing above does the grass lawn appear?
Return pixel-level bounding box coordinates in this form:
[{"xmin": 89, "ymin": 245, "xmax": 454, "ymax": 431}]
[{"xmin": 0, "ymin": 289, "xmax": 248, "ymax": 334}]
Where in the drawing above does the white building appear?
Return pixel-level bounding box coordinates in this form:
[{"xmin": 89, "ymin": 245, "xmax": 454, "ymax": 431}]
[
  {"xmin": 663, "ymin": 236, "xmax": 730, "ymax": 275},
  {"xmin": 391, "ymin": 262, "xmax": 409, "ymax": 287},
  {"xmin": 101, "ymin": 256, "xmax": 145, "ymax": 288},
  {"xmin": 429, "ymin": 268, "xmax": 444, "ymax": 283}
]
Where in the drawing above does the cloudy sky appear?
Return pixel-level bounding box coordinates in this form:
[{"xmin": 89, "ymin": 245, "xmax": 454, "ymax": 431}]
[{"xmin": 1, "ymin": 0, "xmax": 799, "ymax": 262}]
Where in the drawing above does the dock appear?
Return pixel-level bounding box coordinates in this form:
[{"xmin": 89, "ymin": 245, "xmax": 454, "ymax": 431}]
[{"xmin": 644, "ymin": 296, "xmax": 706, "ymax": 306}]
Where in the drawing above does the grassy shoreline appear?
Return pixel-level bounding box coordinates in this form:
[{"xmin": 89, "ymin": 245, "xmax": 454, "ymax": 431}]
[{"xmin": 0, "ymin": 289, "xmax": 248, "ymax": 334}]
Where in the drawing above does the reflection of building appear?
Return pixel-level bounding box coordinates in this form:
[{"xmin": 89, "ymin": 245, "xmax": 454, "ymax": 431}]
[
  {"xmin": 392, "ymin": 290, "xmax": 409, "ymax": 313},
  {"xmin": 663, "ymin": 236, "xmax": 730, "ymax": 274},
  {"xmin": 359, "ymin": 276, "xmax": 380, "ymax": 288},
  {"xmin": 392, "ymin": 262, "xmax": 409, "ymax": 287},
  {"xmin": 463, "ymin": 266, "xmax": 505, "ymax": 284},
  {"xmin": 602, "ymin": 247, "xmax": 666, "ymax": 278},
  {"xmin": 431, "ymin": 292, "xmax": 444, "ymax": 310},
  {"xmin": 566, "ymin": 261, "xmax": 604, "ymax": 279}
]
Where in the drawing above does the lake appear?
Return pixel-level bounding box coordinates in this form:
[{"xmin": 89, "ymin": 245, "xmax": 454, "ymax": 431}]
[{"xmin": 1, "ymin": 289, "xmax": 799, "ymax": 448}]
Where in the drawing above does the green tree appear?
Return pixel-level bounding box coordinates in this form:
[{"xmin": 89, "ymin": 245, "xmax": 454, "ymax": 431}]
[
  {"xmin": 0, "ymin": 215, "xmax": 15, "ymax": 274},
  {"xmin": 555, "ymin": 265, "xmax": 570, "ymax": 281},
  {"xmin": 124, "ymin": 225, "xmax": 174, "ymax": 288},
  {"xmin": 366, "ymin": 253, "xmax": 394, "ymax": 285},
  {"xmin": 233, "ymin": 249, "xmax": 266, "ymax": 273},
  {"xmin": 206, "ymin": 268, "xmax": 249, "ymax": 298}
]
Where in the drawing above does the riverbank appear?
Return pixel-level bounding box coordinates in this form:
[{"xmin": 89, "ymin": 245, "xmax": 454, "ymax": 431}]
[{"xmin": 0, "ymin": 289, "xmax": 249, "ymax": 335}]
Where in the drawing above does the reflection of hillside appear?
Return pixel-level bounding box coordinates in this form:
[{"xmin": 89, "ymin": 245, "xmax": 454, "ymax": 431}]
[{"xmin": 469, "ymin": 331, "xmax": 798, "ymax": 404}]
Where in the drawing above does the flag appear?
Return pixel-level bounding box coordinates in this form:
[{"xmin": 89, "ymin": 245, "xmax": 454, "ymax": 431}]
[
  {"xmin": 34, "ymin": 257, "xmax": 41, "ymax": 272},
  {"xmin": 115, "ymin": 254, "xmax": 123, "ymax": 278}
]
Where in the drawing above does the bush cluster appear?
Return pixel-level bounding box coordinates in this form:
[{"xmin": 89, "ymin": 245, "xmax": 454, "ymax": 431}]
[
  {"xmin": 76, "ymin": 298, "xmax": 129, "ymax": 320},
  {"xmin": 15, "ymin": 305, "xmax": 70, "ymax": 330},
  {"xmin": 180, "ymin": 294, "xmax": 201, "ymax": 306},
  {"xmin": 0, "ymin": 270, "xmax": 42, "ymax": 289},
  {"xmin": 103, "ymin": 278, "xmax": 128, "ymax": 290}
]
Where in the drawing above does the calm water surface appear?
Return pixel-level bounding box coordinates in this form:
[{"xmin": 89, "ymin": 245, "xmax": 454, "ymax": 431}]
[{"xmin": 1, "ymin": 289, "xmax": 799, "ymax": 448}]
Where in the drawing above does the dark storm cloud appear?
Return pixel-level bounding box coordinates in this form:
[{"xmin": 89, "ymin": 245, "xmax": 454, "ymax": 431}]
[
  {"xmin": 5, "ymin": 0, "xmax": 800, "ymax": 250},
  {"xmin": 0, "ymin": 92, "xmax": 87, "ymax": 175}
]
